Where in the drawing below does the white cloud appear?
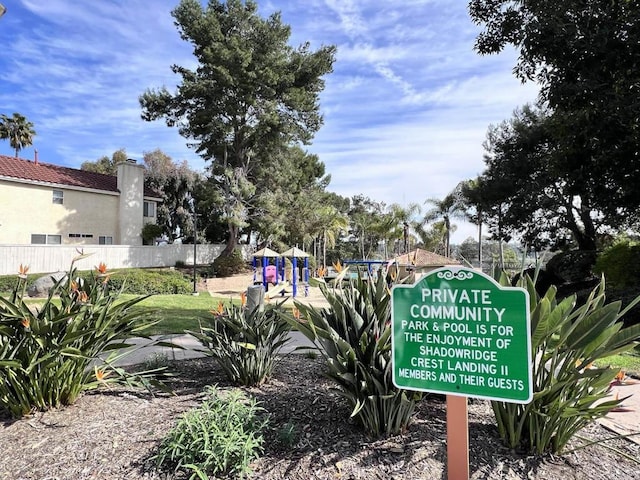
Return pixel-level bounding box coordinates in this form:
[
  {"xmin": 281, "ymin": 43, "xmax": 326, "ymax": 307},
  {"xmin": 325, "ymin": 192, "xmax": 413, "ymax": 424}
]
[{"xmin": 0, "ymin": 0, "xmax": 538, "ymax": 243}]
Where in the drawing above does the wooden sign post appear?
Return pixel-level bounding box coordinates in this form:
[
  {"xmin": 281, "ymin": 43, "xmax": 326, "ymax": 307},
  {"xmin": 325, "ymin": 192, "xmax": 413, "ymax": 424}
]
[{"xmin": 447, "ymin": 395, "xmax": 469, "ymax": 480}]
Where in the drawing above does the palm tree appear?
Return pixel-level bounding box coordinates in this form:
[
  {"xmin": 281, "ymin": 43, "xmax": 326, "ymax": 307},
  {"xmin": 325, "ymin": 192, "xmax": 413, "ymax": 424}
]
[
  {"xmin": 318, "ymin": 205, "xmax": 348, "ymax": 267},
  {"xmin": 459, "ymin": 178, "xmax": 485, "ymax": 268},
  {"xmin": 387, "ymin": 203, "xmax": 421, "ymax": 254},
  {"xmin": 424, "ymin": 191, "xmax": 465, "ymax": 258},
  {"xmin": 0, "ymin": 113, "xmax": 36, "ymax": 158},
  {"xmin": 414, "ymin": 220, "xmax": 450, "ymax": 254}
]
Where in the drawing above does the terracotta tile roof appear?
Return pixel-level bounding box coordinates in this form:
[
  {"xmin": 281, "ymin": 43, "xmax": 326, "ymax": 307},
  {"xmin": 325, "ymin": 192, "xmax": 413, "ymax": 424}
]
[
  {"xmin": 0, "ymin": 154, "xmax": 160, "ymax": 198},
  {"xmin": 390, "ymin": 248, "xmax": 459, "ymax": 267},
  {"xmin": 0, "ymin": 154, "xmax": 118, "ymax": 192}
]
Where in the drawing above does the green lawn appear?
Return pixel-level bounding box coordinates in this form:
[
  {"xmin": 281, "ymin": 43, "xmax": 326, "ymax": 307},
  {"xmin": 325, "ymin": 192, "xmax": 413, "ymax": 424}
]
[
  {"xmin": 20, "ymin": 293, "xmax": 241, "ymax": 335},
  {"xmin": 14, "ymin": 293, "xmax": 640, "ymax": 375},
  {"xmin": 122, "ymin": 293, "xmax": 246, "ymax": 335},
  {"xmin": 598, "ymin": 351, "xmax": 640, "ymax": 377}
]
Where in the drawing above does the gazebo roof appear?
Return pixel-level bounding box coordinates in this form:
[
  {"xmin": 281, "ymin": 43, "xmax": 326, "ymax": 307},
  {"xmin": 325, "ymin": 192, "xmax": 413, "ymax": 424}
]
[
  {"xmin": 253, "ymin": 247, "xmax": 281, "ymax": 258},
  {"xmin": 390, "ymin": 248, "xmax": 459, "ymax": 267},
  {"xmin": 281, "ymin": 246, "xmax": 309, "ymax": 258}
]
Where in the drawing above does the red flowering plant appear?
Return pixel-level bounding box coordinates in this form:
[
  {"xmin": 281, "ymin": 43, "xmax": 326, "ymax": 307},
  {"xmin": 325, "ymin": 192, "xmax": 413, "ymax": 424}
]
[{"xmin": 0, "ymin": 253, "xmax": 170, "ymax": 418}]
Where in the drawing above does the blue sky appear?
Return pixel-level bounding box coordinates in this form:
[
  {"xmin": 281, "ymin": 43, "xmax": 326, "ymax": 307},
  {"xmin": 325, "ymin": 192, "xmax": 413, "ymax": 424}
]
[{"xmin": 0, "ymin": 0, "xmax": 539, "ymax": 243}]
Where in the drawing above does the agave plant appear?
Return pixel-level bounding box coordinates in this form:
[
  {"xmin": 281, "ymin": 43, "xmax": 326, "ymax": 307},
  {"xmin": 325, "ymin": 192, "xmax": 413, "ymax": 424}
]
[
  {"xmin": 289, "ymin": 273, "xmax": 422, "ymax": 437},
  {"xmin": 0, "ymin": 255, "xmax": 167, "ymax": 418},
  {"xmin": 492, "ymin": 273, "xmax": 640, "ymax": 454},
  {"xmin": 190, "ymin": 301, "xmax": 291, "ymax": 386}
]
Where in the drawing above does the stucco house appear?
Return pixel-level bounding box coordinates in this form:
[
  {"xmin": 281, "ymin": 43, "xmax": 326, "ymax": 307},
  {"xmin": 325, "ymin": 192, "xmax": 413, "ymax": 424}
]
[{"xmin": 0, "ymin": 153, "xmax": 161, "ymax": 246}]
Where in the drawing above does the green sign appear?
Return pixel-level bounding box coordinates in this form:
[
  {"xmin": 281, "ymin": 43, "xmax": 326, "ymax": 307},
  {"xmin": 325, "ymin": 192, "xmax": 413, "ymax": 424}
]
[{"xmin": 392, "ymin": 267, "xmax": 532, "ymax": 403}]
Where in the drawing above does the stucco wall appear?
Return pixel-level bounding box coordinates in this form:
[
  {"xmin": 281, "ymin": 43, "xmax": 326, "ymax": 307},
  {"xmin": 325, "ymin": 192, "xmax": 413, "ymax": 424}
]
[
  {"xmin": 0, "ymin": 180, "xmax": 119, "ymax": 245},
  {"xmin": 117, "ymin": 162, "xmax": 145, "ymax": 245}
]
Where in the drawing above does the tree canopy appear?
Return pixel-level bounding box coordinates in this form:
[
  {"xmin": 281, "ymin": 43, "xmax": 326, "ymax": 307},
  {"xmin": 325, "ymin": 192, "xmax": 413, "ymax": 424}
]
[
  {"xmin": 473, "ymin": 104, "xmax": 605, "ymax": 251},
  {"xmin": 140, "ymin": 0, "xmax": 336, "ymax": 256},
  {"xmin": 424, "ymin": 190, "xmax": 465, "ymax": 258},
  {"xmin": 142, "ymin": 149, "xmax": 201, "ymax": 242},
  {"xmin": 0, "ymin": 112, "xmax": 36, "ymax": 158},
  {"xmin": 80, "ymin": 149, "xmax": 128, "ymax": 175},
  {"xmin": 469, "ymin": 0, "xmax": 640, "ymax": 231}
]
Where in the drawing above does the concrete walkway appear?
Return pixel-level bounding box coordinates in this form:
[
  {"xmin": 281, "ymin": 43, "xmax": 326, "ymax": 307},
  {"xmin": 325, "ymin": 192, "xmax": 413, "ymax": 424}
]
[
  {"xmin": 113, "ymin": 331, "xmax": 317, "ymax": 367},
  {"xmin": 599, "ymin": 376, "xmax": 640, "ymax": 444}
]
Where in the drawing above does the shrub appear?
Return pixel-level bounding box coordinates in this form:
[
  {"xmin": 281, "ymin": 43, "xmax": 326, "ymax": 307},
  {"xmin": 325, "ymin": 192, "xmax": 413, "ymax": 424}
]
[
  {"xmin": 1, "ymin": 268, "xmax": 193, "ymax": 296},
  {"xmin": 190, "ymin": 301, "xmax": 291, "ymax": 386},
  {"xmin": 213, "ymin": 249, "xmax": 247, "ymax": 277},
  {"xmin": 154, "ymin": 385, "xmax": 267, "ymax": 480},
  {"xmin": 277, "ymin": 421, "xmax": 299, "ymax": 448},
  {"xmin": 594, "ymin": 241, "xmax": 640, "ymax": 291},
  {"xmin": 105, "ymin": 269, "xmax": 192, "ymax": 295},
  {"xmin": 141, "ymin": 223, "xmax": 163, "ymax": 244},
  {"xmin": 0, "ymin": 273, "xmax": 39, "ymax": 294},
  {"xmin": 288, "ymin": 274, "xmax": 422, "ymax": 437},
  {"xmin": 491, "ymin": 273, "xmax": 640, "ymax": 454},
  {"xmin": 0, "ymin": 256, "xmax": 166, "ymax": 418}
]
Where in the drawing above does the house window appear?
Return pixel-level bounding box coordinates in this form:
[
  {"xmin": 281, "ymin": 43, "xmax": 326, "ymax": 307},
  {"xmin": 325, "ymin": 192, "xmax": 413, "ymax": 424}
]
[
  {"xmin": 99, "ymin": 236, "xmax": 113, "ymax": 245},
  {"xmin": 31, "ymin": 234, "xmax": 46, "ymax": 244},
  {"xmin": 143, "ymin": 201, "xmax": 156, "ymax": 218},
  {"xmin": 52, "ymin": 190, "xmax": 64, "ymax": 205},
  {"xmin": 31, "ymin": 234, "xmax": 62, "ymax": 244}
]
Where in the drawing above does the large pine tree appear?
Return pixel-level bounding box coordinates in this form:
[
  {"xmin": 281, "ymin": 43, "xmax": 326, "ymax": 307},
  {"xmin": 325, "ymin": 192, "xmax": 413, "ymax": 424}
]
[{"xmin": 140, "ymin": 0, "xmax": 336, "ymax": 257}]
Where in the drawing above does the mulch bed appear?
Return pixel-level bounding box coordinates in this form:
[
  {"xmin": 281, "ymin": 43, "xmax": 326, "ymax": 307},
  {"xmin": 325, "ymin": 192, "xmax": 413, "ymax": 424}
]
[{"xmin": 1, "ymin": 355, "xmax": 639, "ymax": 479}]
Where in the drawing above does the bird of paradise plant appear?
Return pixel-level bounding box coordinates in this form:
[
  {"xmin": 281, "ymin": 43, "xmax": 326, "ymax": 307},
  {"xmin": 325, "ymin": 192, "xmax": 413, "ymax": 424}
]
[
  {"xmin": 189, "ymin": 300, "xmax": 291, "ymax": 386},
  {"xmin": 491, "ymin": 272, "xmax": 640, "ymax": 454},
  {"xmin": 286, "ymin": 272, "xmax": 422, "ymax": 437},
  {"xmin": 0, "ymin": 254, "xmax": 170, "ymax": 418}
]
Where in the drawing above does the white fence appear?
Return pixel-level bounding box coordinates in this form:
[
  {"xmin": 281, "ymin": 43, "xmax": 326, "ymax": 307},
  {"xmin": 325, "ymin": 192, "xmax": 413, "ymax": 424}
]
[{"xmin": 0, "ymin": 244, "xmax": 253, "ymax": 275}]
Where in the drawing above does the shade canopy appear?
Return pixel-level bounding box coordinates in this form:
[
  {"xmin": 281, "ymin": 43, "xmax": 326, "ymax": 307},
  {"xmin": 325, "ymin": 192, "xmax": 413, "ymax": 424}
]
[
  {"xmin": 281, "ymin": 246, "xmax": 309, "ymax": 258},
  {"xmin": 253, "ymin": 247, "xmax": 281, "ymax": 258}
]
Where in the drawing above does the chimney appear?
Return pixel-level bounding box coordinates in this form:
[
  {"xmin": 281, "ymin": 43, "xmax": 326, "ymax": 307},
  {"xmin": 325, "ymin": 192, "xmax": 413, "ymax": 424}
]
[{"xmin": 34, "ymin": 149, "xmax": 39, "ymax": 165}]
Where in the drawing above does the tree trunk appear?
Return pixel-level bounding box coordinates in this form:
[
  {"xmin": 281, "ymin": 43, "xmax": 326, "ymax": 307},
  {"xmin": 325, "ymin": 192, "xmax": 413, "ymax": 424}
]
[
  {"xmin": 323, "ymin": 230, "xmax": 327, "ymax": 268},
  {"xmin": 221, "ymin": 223, "xmax": 239, "ymax": 257},
  {"xmin": 444, "ymin": 218, "xmax": 451, "ymax": 258},
  {"xmin": 477, "ymin": 219, "xmax": 483, "ymax": 270},
  {"xmin": 565, "ymin": 199, "xmax": 598, "ymax": 251},
  {"xmin": 497, "ymin": 209, "xmax": 504, "ymax": 268}
]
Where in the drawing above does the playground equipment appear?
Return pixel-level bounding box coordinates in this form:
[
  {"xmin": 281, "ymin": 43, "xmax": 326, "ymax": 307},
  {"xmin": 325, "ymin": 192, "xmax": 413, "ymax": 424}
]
[
  {"xmin": 252, "ymin": 247, "xmax": 281, "ymax": 291},
  {"xmin": 281, "ymin": 246, "xmax": 310, "ymax": 297},
  {"xmin": 252, "ymin": 246, "xmax": 311, "ymax": 298}
]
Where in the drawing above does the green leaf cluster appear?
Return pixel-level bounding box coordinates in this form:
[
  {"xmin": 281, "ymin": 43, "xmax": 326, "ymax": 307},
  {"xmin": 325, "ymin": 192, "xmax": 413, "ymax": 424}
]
[
  {"xmin": 288, "ymin": 274, "xmax": 422, "ymax": 437},
  {"xmin": 154, "ymin": 385, "xmax": 267, "ymax": 480},
  {"xmin": 1, "ymin": 268, "xmax": 193, "ymax": 296},
  {"xmin": 0, "ymin": 257, "xmax": 165, "ymax": 418},
  {"xmin": 190, "ymin": 301, "xmax": 291, "ymax": 386},
  {"xmin": 212, "ymin": 248, "xmax": 247, "ymax": 277},
  {"xmin": 492, "ymin": 273, "xmax": 640, "ymax": 453},
  {"xmin": 0, "ymin": 112, "xmax": 36, "ymax": 158},
  {"xmin": 594, "ymin": 241, "xmax": 640, "ymax": 291},
  {"xmin": 105, "ymin": 268, "xmax": 193, "ymax": 295}
]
